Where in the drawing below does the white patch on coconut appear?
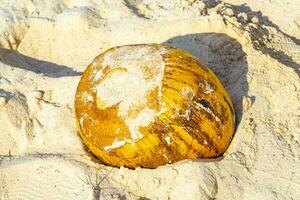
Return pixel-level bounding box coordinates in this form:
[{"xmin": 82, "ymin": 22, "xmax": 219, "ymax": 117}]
[
  {"xmin": 79, "ymin": 112, "xmax": 88, "ymax": 127},
  {"xmin": 125, "ymin": 108, "xmax": 157, "ymax": 139},
  {"xmin": 103, "ymin": 138, "xmax": 135, "ymax": 151},
  {"xmin": 95, "ymin": 45, "xmax": 169, "ymax": 147},
  {"xmin": 181, "ymin": 86, "xmax": 195, "ymax": 98},
  {"xmin": 94, "ymin": 70, "xmax": 103, "ymax": 80},
  {"xmin": 81, "ymin": 91, "xmax": 94, "ymax": 102},
  {"xmin": 164, "ymin": 135, "xmax": 171, "ymax": 145},
  {"xmin": 103, "ymin": 139, "xmax": 126, "ymax": 151},
  {"xmin": 204, "ymin": 80, "xmax": 215, "ymax": 94}
]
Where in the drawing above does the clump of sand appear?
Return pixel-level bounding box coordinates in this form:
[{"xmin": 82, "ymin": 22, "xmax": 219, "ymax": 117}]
[{"xmin": 0, "ymin": 0, "xmax": 299, "ymax": 199}]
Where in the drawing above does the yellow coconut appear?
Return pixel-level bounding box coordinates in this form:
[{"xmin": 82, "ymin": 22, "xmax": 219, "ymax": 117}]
[{"xmin": 75, "ymin": 44, "xmax": 235, "ymax": 169}]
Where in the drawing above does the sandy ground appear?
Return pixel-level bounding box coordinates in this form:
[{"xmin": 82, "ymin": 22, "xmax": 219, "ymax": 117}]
[{"xmin": 0, "ymin": 0, "xmax": 299, "ymax": 199}]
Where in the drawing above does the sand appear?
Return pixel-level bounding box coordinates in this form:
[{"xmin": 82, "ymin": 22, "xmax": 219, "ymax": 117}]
[{"xmin": 0, "ymin": 0, "xmax": 299, "ymax": 199}]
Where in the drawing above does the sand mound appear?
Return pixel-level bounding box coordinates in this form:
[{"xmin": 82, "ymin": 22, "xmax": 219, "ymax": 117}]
[{"xmin": 0, "ymin": 0, "xmax": 299, "ymax": 199}]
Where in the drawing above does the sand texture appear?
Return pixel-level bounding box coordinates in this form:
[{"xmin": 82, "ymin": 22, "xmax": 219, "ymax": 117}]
[{"xmin": 0, "ymin": 0, "xmax": 299, "ymax": 199}]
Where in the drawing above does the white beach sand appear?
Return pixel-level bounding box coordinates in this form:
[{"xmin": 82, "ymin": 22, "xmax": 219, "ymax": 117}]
[{"xmin": 0, "ymin": 0, "xmax": 299, "ymax": 199}]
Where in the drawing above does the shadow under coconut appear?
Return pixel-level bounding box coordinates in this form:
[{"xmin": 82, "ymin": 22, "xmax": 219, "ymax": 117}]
[
  {"xmin": 163, "ymin": 33, "xmax": 250, "ymax": 140},
  {"xmin": 0, "ymin": 48, "xmax": 82, "ymax": 77}
]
